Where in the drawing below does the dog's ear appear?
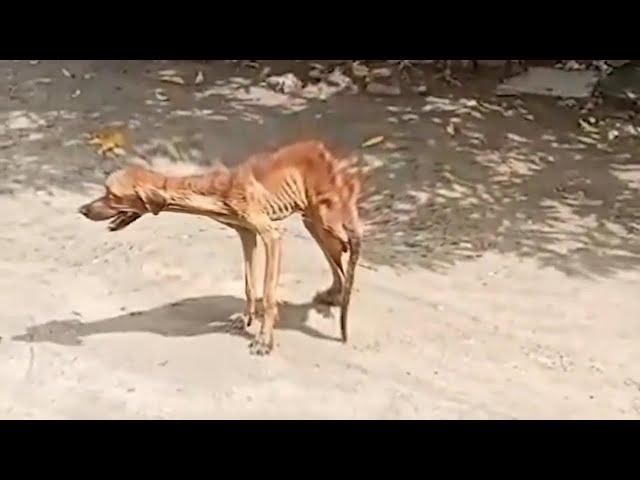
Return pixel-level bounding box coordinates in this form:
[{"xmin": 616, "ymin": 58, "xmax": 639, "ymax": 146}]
[{"xmin": 134, "ymin": 186, "xmax": 167, "ymax": 215}]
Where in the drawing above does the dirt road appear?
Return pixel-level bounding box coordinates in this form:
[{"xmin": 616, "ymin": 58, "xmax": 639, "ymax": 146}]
[{"xmin": 1, "ymin": 60, "xmax": 639, "ymax": 419}]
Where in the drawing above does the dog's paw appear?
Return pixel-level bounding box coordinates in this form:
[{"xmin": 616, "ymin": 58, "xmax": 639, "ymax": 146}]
[{"xmin": 249, "ymin": 334, "xmax": 273, "ymax": 356}]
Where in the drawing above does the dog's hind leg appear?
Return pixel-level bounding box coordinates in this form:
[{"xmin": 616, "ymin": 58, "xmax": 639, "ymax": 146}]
[{"xmin": 303, "ymin": 218, "xmax": 345, "ymax": 307}]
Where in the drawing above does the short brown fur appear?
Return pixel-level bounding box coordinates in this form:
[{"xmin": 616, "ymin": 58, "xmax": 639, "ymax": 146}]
[{"xmin": 79, "ymin": 140, "xmax": 363, "ymax": 355}]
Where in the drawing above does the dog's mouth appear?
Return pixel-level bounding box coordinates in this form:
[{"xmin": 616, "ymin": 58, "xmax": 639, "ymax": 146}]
[{"xmin": 108, "ymin": 211, "xmax": 142, "ymax": 231}]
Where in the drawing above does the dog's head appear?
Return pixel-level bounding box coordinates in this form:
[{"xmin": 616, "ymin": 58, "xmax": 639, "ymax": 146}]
[{"xmin": 78, "ymin": 167, "xmax": 167, "ymax": 231}]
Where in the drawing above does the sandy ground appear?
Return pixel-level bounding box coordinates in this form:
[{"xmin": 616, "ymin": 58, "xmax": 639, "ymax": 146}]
[{"xmin": 1, "ymin": 60, "xmax": 640, "ymax": 419}]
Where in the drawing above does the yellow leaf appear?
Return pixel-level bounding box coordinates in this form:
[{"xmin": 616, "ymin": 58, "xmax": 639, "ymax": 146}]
[
  {"xmin": 361, "ymin": 136, "xmax": 385, "ymax": 148},
  {"xmin": 160, "ymin": 76, "xmax": 185, "ymax": 85}
]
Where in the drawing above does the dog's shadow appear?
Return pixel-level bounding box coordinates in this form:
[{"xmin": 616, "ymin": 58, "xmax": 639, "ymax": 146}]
[{"xmin": 12, "ymin": 295, "xmax": 339, "ymax": 346}]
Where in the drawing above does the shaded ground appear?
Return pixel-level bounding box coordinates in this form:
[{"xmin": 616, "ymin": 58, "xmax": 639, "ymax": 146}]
[{"xmin": 1, "ymin": 60, "xmax": 639, "ymax": 419}]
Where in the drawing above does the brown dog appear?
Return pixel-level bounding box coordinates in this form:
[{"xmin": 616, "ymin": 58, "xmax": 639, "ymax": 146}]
[{"xmin": 79, "ymin": 140, "xmax": 363, "ymax": 355}]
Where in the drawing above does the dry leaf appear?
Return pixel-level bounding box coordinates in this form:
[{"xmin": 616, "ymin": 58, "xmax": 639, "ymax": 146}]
[
  {"xmin": 29, "ymin": 60, "xmax": 39, "ymax": 65},
  {"xmin": 578, "ymin": 118, "xmax": 599, "ymax": 134},
  {"xmin": 154, "ymin": 89, "xmax": 169, "ymax": 102},
  {"xmin": 195, "ymin": 70, "xmax": 204, "ymax": 85},
  {"xmin": 61, "ymin": 68, "xmax": 72, "ymax": 78},
  {"xmin": 361, "ymin": 136, "xmax": 385, "ymax": 148},
  {"xmin": 575, "ymin": 135, "xmax": 598, "ymax": 145},
  {"xmin": 71, "ymin": 89, "xmax": 81, "ymax": 98},
  {"xmin": 86, "ymin": 128, "xmax": 129, "ymax": 156},
  {"xmin": 446, "ymin": 122, "xmax": 457, "ymax": 136},
  {"xmin": 160, "ymin": 76, "xmax": 185, "ymax": 85}
]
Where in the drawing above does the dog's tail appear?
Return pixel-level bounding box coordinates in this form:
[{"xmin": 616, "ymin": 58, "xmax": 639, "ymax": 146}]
[{"xmin": 340, "ymin": 216, "xmax": 362, "ymax": 344}]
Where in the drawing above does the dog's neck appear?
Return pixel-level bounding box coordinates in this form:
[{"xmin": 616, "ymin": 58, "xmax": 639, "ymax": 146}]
[{"xmin": 156, "ymin": 169, "xmax": 233, "ymax": 216}]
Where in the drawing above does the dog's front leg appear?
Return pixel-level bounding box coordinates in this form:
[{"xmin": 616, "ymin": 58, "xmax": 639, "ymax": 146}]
[
  {"xmin": 230, "ymin": 227, "xmax": 258, "ymax": 331},
  {"xmin": 249, "ymin": 227, "xmax": 281, "ymax": 356}
]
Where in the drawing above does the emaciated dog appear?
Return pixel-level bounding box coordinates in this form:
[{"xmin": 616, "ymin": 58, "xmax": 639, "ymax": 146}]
[{"xmin": 78, "ymin": 140, "xmax": 363, "ymax": 355}]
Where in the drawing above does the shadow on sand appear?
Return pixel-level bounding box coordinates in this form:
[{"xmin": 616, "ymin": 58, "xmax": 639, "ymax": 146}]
[{"xmin": 12, "ymin": 295, "xmax": 340, "ymax": 347}]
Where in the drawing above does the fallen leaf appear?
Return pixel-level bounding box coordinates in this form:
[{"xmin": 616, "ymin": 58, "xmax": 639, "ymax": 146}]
[
  {"xmin": 575, "ymin": 135, "xmax": 598, "ymax": 145},
  {"xmin": 446, "ymin": 122, "xmax": 457, "ymax": 136},
  {"xmin": 154, "ymin": 89, "xmax": 169, "ymax": 102},
  {"xmin": 578, "ymin": 118, "xmax": 599, "ymax": 133},
  {"xmin": 506, "ymin": 132, "xmax": 530, "ymax": 143},
  {"xmin": 61, "ymin": 68, "xmax": 72, "ymax": 78},
  {"xmin": 195, "ymin": 70, "xmax": 204, "ymax": 85},
  {"xmin": 71, "ymin": 89, "xmax": 81, "ymax": 98},
  {"xmin": 160, "ymin": 76, "xmax": 185, "ymax": 85},
  {"xmin": 83, "ymin": 73, "xmax": 95, "ymax": 80},
  {"xmin": 401, "ymin": 113, "xmax": 419, "ymax": 122},
  {"xmin": 29, "ymin": 60, "xmax": 39, "ymax": 65},
  {"xmin": 361, "ymin": 136, "xmax": 385, "ymax": 148}
]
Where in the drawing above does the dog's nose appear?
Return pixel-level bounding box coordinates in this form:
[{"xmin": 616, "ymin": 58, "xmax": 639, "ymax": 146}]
[{"xmin": 78, "ymin": 205, "xmax": 89, "ymax": 217}]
